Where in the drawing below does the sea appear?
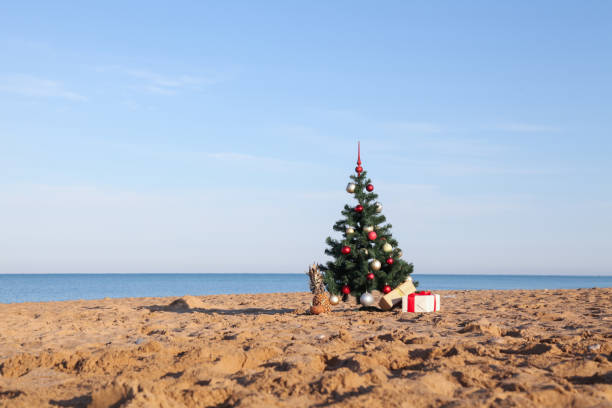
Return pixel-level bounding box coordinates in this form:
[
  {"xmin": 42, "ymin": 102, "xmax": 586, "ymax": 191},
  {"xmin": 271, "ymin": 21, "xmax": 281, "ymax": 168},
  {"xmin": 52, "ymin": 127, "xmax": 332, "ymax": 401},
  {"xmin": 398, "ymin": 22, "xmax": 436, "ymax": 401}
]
[{"xmin": 0, "ymin": 274, "xmax": 610, "ymax": 304}]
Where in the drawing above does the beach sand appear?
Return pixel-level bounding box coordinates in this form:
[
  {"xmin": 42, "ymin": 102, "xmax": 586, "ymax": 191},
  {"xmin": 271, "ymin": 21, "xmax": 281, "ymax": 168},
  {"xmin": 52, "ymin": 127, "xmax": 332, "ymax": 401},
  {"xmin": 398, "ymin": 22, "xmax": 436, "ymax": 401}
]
[{"xmin": 0, "ymin": 288, "xmax": 610, "ymax": 407}]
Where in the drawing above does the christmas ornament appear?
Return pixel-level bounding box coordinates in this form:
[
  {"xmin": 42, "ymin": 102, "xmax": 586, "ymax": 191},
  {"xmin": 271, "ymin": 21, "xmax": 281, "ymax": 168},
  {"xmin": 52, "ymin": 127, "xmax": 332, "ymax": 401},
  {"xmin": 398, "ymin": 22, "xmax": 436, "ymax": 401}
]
[
  {"xmin": 397, "ymin": 250, "xmax": 403, "ymax": 258},
  {"xmin": 329, "ymin": 294, "xmax": 340, "ymax": 305},
  {"xmin": 346, "ymin": 183, "xmax": 356, "ymax": 193},
  {"xmin": 360, "ymin": 292, "xmax": 375, "ymax": 306},
  {"xmin": 366, "ymin": 184, "xmax": 374, "ymax": 192},
  {"xmin": 366, "ymin": 272, "xmax": 375, "ymax": 280},
  {"xmin": 370, "ymin": 259, "xmax": 381, "ymax": 271},
  {"xmin": 345, "ymin": 227, "xmax": 355, "ymax": 235},
  {"xmin": 367, "ymin": 231, "xmax": 377, "ymax": 240},
  {"xmin": 355, "ymin": 142, "xmax": 363, "ymax": 175},
  {"xmin": 363, "ymin": 225, "xmax": 374, "ymax": 233},
  {"xmin": 386, "ymin": 258, "xmax": 394, "ymax": 265},
  {"xmin": 383, "ymin": 285, "xmax": 392, "ymax": 294},
  {"xmin": 341, "ymin": 246, "xmax": 351, "ymax": 254},
  {"xmin": 355, "ymin": 205, "xmax": 364, "ymax": 213},
  {"xmin": 383, "ymin": 243, "xmax": 393, "ymax": 253},
  {"xmin": 361, "ymin": 248, "xmax": 368, "ymax": 255},
  {"xmin": 375, "ymin": 202, "xmax": 383, "ymax": 213},
  {"xmin": 342, "ymin": 285, "xmax": 351, "ymax": 295}
]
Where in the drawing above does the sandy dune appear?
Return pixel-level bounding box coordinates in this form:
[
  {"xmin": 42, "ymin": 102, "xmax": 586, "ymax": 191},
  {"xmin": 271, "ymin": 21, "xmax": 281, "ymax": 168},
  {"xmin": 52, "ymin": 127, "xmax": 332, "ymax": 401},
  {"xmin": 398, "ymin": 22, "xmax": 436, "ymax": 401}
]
[{"xmin": 0, "ymin": 289, "xmax": 610, "ymax": 407}]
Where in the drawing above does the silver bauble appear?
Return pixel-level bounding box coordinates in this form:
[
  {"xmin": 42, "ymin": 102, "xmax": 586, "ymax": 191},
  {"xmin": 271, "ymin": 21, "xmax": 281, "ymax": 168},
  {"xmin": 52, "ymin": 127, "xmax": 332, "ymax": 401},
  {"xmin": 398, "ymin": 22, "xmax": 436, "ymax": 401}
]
[
  {"xmin": 375, "ymin": 202, "xmax": 383, "ymax": 213},
  {"xmin": 360, "ymin": 292, "xmax": 375, "ymax": 307},
  {"xmin": 346, "ymin": 227, "xmax": 355, "ymax": 235},
  {"xmin": 363, "ymin": 225, "xmax": 374, "ymax": 233},
  {"xmin": 329, "ymin": 294, "xmax": 340, "ymax": 305},
  {"xmin": 383, "ymin": 243, "xmax": 393, "ymax": 253},
  {"xmin": 370, "ymin": 259, "xmax": 382, "ymax": 271},
  {"xmin": 346, "ymin": 183, "xmax": 356, "ymax": 193}
]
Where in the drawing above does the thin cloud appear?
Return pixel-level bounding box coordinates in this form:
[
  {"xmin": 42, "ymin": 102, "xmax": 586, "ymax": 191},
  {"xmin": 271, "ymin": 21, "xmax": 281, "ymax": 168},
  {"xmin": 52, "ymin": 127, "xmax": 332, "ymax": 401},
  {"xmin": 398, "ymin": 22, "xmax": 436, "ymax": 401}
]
[
  {"xmin": 418, "ymin": 138, "xmax": 506, "ymax": 157},
  {"xmin": 143, "ymin": 85, "xmax": 178, "ymax": 95},
  {"xmin": 125, "ymin": 69, "xmax": 212, "ymax": 88},
  {"xmin": 0, "ymin": 74, "xmax": 86, "ymax": 101},
  {"xmin": 206, "ymin": 152, "xmax": 307, "ymax": 168},
  {"xmin": 92, "ymin": 65, "xmax": 219, "ymax": 95},
  {"xmin": 121, "ymin": 68, "xmax": 217, "ymax": 95},
  {"xmin": 492, "ymin": 123, "xmax": 561, "ymax": 133},
  {"xmin": 436, "ymin": 163, "xmax": 559, "ymax": 176},
  {"xmin": 384, "ymin": 121, "xmax": 443, "ymax": 133},
  {"xmin": 207, "ymin": 152, "xmax": 259, "ymax": 161},
  {"xmin": 385, "ymin": 156, "xmax": 558, "ymax": 176}
]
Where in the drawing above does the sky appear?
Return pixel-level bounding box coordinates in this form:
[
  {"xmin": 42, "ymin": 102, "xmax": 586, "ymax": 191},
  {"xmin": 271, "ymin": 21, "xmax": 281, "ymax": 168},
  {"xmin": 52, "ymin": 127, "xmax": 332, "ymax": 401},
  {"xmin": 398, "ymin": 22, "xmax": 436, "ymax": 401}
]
[{"xmin": 0, "ymin": 1, "xmax": 610, "ymax": 275}]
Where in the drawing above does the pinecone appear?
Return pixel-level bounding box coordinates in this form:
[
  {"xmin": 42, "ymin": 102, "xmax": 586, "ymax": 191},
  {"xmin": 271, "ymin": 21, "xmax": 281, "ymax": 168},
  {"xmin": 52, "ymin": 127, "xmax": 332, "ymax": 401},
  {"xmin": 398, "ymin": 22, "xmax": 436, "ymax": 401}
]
[{"xmin": 308, "ymin": 263, "xmax": 331, "ymax": 313}]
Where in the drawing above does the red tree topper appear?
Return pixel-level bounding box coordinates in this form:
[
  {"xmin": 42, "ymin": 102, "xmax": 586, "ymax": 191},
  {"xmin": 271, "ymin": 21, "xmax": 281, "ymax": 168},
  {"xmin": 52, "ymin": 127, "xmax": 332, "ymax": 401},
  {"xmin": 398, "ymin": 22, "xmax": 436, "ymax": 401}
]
[{"xmin": 355, "ymin": 141, "xmax": 363, "ymax": 174}]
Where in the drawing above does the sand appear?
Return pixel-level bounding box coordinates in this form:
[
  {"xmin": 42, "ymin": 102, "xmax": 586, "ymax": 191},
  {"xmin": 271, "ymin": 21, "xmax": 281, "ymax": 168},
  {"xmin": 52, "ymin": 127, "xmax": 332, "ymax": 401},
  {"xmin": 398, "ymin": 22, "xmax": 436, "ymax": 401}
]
[{"xmin": 0, "ymin": 288, "xmax": 610, "ymax": 407}]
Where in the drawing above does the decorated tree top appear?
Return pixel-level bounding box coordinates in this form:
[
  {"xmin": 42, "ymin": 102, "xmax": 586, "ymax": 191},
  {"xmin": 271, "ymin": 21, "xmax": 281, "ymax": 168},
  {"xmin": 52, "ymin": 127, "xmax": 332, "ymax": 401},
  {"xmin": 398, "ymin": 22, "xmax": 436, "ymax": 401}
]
[{"xmin": 321, "ymin": 142, "xmax": 414, "ymax": 304}]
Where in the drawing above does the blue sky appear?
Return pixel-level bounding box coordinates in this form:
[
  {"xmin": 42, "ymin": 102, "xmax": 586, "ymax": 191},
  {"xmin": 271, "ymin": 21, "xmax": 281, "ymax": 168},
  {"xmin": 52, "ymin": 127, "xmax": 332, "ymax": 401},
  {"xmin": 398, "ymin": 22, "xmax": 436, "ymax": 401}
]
[{"xmin": 0, "ymin": 1, "xmax": 610, "ymax": 274}]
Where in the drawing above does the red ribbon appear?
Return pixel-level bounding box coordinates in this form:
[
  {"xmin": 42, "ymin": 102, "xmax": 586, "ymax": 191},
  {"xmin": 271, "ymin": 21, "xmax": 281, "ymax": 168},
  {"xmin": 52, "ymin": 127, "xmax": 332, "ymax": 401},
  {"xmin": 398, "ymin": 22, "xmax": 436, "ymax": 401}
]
[{"xmin": 407, "ymin": 291, "xmax": 436, "ymax": 312}]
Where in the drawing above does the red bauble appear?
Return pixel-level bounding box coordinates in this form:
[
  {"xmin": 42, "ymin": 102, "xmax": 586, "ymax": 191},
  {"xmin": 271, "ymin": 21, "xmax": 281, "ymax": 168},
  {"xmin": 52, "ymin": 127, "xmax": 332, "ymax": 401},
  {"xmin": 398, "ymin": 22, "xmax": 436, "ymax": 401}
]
[
  {"xmin": 383, "ymin": 285, "xmax": 392, "ymax": 294},
  {"xmin": 366, "ymin": 272, "xmax": 375, "ymax": 280},
  {"xmin": 366, "ymin": 184, "xmax": 374, "ymax": 192},
  {"xmin": 355, "ymin": 166, "xmax": 363, "ymax": 173},
  {"xmin": 367, "ymin": 231, "xmax": 377, "ymax": 240},
  {"xmin": 341, "ymin": 246, "xmax": 351, "ymax": 255},
  {"xmin": 342, "ymin": 285, "xmax": 351, "ymax": 295},
  {"xmin": 355, "ymin": 205, "xmax": 364, "ymax": 213},
  {"xmin": 386, "ymin": 258, "xmax": 394, "ymax": 265}
]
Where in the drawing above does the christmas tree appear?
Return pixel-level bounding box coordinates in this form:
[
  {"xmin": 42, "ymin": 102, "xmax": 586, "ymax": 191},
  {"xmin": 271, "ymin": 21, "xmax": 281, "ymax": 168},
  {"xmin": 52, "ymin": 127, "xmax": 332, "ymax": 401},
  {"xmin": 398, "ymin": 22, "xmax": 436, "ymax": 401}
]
[{"xmin": 321, "ymin": 143, "xmax": 414, "ymax": 305}]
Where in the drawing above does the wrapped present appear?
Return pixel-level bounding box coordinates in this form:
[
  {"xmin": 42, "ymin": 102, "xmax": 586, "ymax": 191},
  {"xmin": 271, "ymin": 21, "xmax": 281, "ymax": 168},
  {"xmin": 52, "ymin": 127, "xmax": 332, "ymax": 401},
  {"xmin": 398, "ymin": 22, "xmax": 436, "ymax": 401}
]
[
  {"xmin": 379, "ymin": 278, "xmax": 416, "ymax": 310},
  {"xmin": 402, "ymin": 290, "xmax": 440, "ymax": 313}
]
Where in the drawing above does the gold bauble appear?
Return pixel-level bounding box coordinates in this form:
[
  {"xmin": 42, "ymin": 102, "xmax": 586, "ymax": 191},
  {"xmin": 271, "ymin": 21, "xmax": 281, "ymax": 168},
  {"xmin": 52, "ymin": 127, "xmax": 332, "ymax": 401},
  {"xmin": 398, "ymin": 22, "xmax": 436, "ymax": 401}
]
[
  {"xmin": 346, "ymin": 183, "xmax": 356, "ymax": 193},
  {"xmin": 329, "ymin": 294, "xmax": 340, "ymax": 305},
  {"xmin": 375, "ymin": 202, "xmax": 383, "ymax": 213},
  {"xmin": 383, "ymin": 243, "xmax": 393, "ymax": 253},
  {"xmin": 346, "ymin": 227, "xmax": 355, "ymax": 235},
  {"xmin": 361, "ymin": 248, "xmax": 368, "ymax": 255},
  {"xmin": 370, "ymin": 259, "xmax": 382, "ymax": 271},
  {"xmin": 363, "ymin": 226, "xmax": 374, "ymax": 233}
]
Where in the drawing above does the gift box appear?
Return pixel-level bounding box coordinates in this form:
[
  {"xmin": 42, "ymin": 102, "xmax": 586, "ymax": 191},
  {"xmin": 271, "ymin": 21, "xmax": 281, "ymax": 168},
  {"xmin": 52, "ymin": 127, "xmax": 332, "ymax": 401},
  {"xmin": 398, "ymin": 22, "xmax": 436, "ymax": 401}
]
[
  {"xmin": 379, "ymin": 278, "xmax": 416, "ymax": 310},
  {"xmin": 402, "ymin": 291, "xmax": 440, "ymax": 313}
]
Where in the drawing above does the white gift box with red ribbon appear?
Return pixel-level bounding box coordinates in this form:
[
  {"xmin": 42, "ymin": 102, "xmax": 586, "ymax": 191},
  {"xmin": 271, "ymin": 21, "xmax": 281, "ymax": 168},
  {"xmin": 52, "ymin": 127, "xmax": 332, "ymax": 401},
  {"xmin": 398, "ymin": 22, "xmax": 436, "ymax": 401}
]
[{"xmin": 402, "ymin": 291, "xmax": 440, "ymax": 313}]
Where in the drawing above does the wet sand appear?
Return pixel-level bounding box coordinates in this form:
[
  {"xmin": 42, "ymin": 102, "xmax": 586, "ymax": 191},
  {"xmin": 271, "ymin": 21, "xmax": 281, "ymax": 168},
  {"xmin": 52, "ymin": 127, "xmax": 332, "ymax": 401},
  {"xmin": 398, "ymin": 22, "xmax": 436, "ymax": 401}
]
[{"xmin": 0, "ymin": 288, "xmax": 610, "ymax": 407}]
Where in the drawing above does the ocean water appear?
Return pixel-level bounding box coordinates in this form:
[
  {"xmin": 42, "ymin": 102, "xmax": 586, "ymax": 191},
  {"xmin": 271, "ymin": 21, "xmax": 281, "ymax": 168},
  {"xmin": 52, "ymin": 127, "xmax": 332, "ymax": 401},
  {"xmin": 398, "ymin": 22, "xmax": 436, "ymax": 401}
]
[{"xmin": 0, "ymin": 274, "xmax": 610, "ymax": 304}]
